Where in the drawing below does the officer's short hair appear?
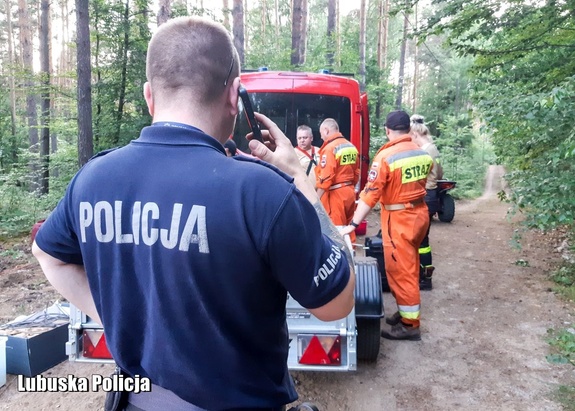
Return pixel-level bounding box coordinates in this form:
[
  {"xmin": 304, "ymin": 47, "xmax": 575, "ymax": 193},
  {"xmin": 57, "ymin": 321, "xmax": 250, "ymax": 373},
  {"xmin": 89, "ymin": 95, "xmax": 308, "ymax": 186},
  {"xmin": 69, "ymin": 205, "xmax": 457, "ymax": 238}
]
[{"xmin": 146, "ymin": 17, "xmax": 240, "ymax": 105}]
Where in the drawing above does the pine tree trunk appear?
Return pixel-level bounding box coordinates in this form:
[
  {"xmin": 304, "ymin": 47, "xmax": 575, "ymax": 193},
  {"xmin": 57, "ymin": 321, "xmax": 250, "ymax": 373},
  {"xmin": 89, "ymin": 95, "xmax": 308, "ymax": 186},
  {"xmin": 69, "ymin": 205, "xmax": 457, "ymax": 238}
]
[
  {"xmin": 5, "ymin": 0, "xmax": 17, "ymax": 164},
  {"xmin": 261, "ymin": 0, "xmax": 266, "ymax": 37},
  {"xmin": 39, "ymin": 0, "xmax": 51, "ymax": 194},
  {"xmin": 358, "ymin": 0, "xmax": 367, "ymax": 91},
  {"xmin": 326, "ymin": 0, "xmax": 336, "ymax": 69},
  {"xmin": 114, "ymin": 0, "xmax": 131, "ymax": 145},
  {"xmin": 291, "ymin": 0, "xmax": 302, "ymax": 66},
  {"xmin": 395, "ymin": 2, "xmax": 409, "ymax": 109},
  {"xmin": 94, "ymin": 1, "xmax": 102, "ymax": 150},
  {"xmin": 233, "ymin": 0, "xmax": 245, "ymax": 65},
  {"xmin": 376, "ymin": 0, "xmax": 390, "ymax": 126},
  {"xmin": 57, "ymin": 1, "xmax": 65, "ymax": 89},
  {"xmin": 275, "ymin": 0, "xmax": 279, "ymax": 41},
  {"xmin": 75, "ymin": 0, "xmax": 94, "ymax": 166},
  {"xmin": 375, "ymin": 0, "xmax": 384, "ymax": 123},
  {"xmin": 382, "ymin": 0, "xmax": 389, "ymax": 70},
  {"xmin": 412, "ymin": 3, "xmax": 419, "ymax": 113},
  {"xmin": 243, "ymin": 0, "xmax": 249, "ymax": 52},
  {"xmin": 298, "ymin": 0, "xmax": 307, "ymax": 64},
  {"xmin": 336, "ymin": 0, "xmax": 340, "ymax": 67},
  {"xmin": 18, "ymin": 0, "xmax": 40, "ymax": 191}
]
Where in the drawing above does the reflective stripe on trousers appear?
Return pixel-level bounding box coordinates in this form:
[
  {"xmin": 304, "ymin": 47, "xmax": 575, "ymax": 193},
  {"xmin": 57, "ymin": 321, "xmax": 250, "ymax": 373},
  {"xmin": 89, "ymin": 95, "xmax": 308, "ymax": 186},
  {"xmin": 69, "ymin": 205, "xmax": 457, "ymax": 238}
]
[
  {"xmin": 398, "ymin": 304, "xmax": 421, "ymax": 320},
  {"xmin": 419, "ymin": 245, "xmax": 432, "ymax": 268}
]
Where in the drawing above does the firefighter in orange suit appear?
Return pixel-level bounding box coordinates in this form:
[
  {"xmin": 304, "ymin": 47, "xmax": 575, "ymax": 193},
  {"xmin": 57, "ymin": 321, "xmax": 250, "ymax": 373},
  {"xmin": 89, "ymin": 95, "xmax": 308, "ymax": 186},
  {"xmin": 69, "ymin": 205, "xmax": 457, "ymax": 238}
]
[
  {"xmin": 315, "ymin": 119, "xmax": 360, "ymax": 242},
  {"xmin": 342, "ymin": 110, "xmax": 432, "ymax": 340}
]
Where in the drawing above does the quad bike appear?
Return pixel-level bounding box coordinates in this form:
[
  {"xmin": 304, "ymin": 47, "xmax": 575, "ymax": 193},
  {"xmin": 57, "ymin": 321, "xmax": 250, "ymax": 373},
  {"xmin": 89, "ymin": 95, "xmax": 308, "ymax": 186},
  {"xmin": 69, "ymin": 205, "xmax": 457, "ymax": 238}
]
[{"xmin": 435, "ymin": 180, "xmax": 457, "ymax": 223}]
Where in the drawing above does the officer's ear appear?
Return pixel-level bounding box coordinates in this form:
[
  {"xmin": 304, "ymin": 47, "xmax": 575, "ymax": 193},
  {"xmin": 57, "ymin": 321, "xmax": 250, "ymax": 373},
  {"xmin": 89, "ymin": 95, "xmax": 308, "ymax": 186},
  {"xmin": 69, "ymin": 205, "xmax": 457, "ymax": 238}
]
[
  {"xmin": 228, "ymin": 77, "xmax": 241, "ymax": 117},
  {"xmin": 144, "ymin": 82, "xmax": 154, "ymax": 116}
]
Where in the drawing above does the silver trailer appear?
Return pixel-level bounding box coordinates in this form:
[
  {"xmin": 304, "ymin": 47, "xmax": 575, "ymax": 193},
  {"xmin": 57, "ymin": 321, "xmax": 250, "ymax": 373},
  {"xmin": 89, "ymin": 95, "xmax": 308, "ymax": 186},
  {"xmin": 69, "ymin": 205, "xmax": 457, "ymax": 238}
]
[{"xmin": 66, "ymin": 256, "xmax": 384, "ymax": 371}]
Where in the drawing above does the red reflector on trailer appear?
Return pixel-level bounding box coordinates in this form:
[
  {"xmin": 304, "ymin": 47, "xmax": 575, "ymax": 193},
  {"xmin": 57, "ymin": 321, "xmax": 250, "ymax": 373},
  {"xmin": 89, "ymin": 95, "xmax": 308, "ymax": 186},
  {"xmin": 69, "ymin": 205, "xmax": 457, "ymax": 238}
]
[
  {"xmin": 83, "ymin": 329, "xmax": 113, "ymax": 359},
  {"xmin": 298, "ymin": 335, "xmax": 341, "ymax": 365}
]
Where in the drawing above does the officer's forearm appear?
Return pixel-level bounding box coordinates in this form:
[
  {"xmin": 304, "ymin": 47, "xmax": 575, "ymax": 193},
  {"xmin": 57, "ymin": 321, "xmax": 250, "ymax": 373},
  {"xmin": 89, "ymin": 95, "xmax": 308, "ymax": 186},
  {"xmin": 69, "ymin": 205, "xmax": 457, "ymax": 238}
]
[
  {"xmin": 293, "ymin": 171, "xmax": 352, "ymax": 273},
  {"xmin": 293, "ymin": 171, "xmax": 341, "ymax": 236},
  {"xmin": 292, "ymin": 171, "xmax": 320, "ymax": 205},
  {"xmin": 311, "ymin": 200, "xmax": 355, "ymax": 284},
  {"xmin": 32, "ymin": 241, "xmax": 102, "ymax": 325}
]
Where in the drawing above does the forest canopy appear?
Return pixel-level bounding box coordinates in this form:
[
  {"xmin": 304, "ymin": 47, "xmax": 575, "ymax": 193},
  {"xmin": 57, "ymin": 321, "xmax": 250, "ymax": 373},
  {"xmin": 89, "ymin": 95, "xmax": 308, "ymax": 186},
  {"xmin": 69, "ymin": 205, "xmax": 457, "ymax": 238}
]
[{"xmin": 0, "ymin": 0, "xmax": 572, "ymax": 240}]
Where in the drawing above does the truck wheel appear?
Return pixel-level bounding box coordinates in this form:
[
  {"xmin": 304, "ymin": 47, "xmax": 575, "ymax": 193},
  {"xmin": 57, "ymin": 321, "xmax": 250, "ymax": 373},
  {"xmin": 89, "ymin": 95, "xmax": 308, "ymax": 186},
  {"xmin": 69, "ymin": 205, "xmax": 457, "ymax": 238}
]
[
  {"xmin": 438, "ymin": 194, "xmax": 455, "ymax": 222},
  {"xmin": 356, "ymin": 318, "xmax": 381, "ymax": 362}
]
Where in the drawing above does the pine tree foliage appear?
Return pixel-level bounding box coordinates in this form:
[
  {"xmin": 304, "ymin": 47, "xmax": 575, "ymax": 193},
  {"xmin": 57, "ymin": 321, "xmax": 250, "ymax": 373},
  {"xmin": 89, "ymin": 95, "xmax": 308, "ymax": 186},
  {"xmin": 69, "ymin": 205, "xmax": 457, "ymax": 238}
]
[
  {"xmin": 0, "ymin": 0, "xmax": 487, "ymax": 236},
  {"xmin": 420, "ymin": 0, "xmax": 575, "ymax": 230}
]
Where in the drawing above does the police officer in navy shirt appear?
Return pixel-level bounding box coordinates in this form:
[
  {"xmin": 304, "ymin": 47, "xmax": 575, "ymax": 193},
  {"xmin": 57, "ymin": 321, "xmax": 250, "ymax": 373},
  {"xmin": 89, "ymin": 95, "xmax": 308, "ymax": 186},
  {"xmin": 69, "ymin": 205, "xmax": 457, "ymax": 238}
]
[{"xmin": 32, "ymin": 16, "xmax": 354, "ymax": 411}]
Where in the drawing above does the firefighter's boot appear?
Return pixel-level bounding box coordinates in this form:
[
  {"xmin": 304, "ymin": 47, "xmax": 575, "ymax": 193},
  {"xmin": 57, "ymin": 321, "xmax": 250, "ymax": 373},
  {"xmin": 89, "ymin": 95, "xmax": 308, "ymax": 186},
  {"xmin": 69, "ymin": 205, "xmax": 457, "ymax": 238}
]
[
  {"xmin": 419, "ymin": 266, "xmax": 435, "ymax": 290},
  {"xmin": 381, "ymin": 322, "xmax": 421, "ymax": 341},
  {"xmin": 385, "ymin": 311, "xmax": 401, "ymax": 326}
]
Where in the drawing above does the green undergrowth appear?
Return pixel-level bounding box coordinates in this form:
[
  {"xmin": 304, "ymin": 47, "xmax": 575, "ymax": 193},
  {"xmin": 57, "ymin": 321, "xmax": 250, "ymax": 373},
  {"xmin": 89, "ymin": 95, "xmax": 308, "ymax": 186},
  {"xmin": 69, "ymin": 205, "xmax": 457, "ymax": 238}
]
[
  {"xmin": 554, "ymin": 385, "xmax": 575, "ymax": 411},
  {"xmin": 546, "ymin": 261, "xmax": 575, "ymax": 409},
  {"xmin": 547, "ymin": 327, "xmax": 575, "ymax": 366},
  {"xmin": 551, "ymin": 377, "xmax": 575, "ymax": 411},
  {"xmin": 550, "ymin": 262, "xmax": 575, "ymax": 302}
]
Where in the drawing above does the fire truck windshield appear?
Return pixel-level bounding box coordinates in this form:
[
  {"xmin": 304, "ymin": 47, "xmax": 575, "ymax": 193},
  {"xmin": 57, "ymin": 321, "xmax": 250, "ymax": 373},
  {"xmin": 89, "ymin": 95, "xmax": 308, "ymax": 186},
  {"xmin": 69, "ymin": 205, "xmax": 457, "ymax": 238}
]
[{"xmin": 233, "ymin": 92, "xmax": 352, "ymax": 152}]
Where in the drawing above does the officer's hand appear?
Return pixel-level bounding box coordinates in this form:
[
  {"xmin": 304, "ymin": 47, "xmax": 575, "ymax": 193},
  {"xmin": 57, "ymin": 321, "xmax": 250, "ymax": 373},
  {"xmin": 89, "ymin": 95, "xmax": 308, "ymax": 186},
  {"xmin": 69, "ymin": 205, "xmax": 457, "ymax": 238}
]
[{"xmin": 248, "ymin": 112, "xmax": 304, "ymax": 179}]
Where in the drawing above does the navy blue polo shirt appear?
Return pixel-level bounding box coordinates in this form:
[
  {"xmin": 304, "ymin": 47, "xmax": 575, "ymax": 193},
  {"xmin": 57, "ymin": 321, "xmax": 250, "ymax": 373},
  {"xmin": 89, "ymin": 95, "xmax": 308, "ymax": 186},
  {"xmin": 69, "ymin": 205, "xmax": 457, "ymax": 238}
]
[{"xmin": 35, "ymin": 123, "xmax": 350, "ymax": 410}]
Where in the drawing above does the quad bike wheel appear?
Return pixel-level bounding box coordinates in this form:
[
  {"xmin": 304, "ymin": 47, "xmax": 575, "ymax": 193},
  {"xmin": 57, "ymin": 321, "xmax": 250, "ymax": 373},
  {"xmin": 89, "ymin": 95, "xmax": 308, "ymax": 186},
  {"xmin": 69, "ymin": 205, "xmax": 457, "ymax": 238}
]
[{"xmin": 438, "ymin": 193, "xmax": 455, "ymax": 222}]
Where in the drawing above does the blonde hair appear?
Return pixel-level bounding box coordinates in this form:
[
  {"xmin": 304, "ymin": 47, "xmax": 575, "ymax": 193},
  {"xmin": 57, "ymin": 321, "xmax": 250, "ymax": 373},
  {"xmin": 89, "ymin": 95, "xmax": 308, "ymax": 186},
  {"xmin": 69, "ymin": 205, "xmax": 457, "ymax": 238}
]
[
  {"xmin": 146, "ymin": 17, "xmax": 240, "ymax": 105},
  {"xmin": 410, "ymin": 114, "xmax": 431, "ymax": 139}
]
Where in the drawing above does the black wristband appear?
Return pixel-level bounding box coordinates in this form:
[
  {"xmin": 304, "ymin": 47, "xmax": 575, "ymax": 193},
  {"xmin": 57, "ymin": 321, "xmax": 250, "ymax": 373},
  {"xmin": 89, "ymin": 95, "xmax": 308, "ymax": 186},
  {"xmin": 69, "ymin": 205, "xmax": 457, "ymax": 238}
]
[{"xmin": 350, "ymin": 221, "xmax": 359, "ymax": 228}]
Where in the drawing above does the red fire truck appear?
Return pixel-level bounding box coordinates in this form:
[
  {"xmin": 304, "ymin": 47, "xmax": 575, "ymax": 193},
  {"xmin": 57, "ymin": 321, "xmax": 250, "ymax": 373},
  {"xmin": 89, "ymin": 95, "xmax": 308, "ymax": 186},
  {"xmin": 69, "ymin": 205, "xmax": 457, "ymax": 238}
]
[{"xmin": 233, "ymin": 69, "xmax": 372, "ymax": 190}]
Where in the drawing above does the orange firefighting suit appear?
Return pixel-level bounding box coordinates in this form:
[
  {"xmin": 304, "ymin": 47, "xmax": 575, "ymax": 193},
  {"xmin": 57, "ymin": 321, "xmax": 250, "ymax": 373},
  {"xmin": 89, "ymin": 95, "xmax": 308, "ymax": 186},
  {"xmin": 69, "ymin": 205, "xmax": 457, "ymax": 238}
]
[
  {"xmin": 315, "ymin": 133, "xmax": 360, "ymax": 228},
  {"xmin": 360, "ymin": 135, "xmax": 433, "ymax": 328}
]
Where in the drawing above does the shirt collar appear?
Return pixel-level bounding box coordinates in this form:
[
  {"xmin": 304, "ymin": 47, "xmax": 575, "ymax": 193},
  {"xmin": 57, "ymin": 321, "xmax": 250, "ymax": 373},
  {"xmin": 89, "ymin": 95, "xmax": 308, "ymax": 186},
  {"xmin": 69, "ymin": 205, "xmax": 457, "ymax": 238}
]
[{"xmin": 134, "ymin": 123, "xmax": 226, "ymax": 155}]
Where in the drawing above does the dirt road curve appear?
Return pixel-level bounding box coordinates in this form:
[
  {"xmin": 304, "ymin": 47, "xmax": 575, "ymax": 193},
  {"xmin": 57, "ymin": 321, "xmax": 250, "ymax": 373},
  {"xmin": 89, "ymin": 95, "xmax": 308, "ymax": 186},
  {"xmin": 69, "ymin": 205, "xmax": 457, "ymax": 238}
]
[{"xmin": 1, "ymin": 165, "xmax": 574, "ymax": 410}]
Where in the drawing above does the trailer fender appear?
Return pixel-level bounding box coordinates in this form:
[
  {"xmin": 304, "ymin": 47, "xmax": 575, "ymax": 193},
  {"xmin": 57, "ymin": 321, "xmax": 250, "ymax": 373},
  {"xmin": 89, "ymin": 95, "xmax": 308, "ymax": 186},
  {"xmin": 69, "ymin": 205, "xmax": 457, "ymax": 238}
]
[{"xmin": 354, "ymin": 256, "xmax": 383, "ymax": 319}]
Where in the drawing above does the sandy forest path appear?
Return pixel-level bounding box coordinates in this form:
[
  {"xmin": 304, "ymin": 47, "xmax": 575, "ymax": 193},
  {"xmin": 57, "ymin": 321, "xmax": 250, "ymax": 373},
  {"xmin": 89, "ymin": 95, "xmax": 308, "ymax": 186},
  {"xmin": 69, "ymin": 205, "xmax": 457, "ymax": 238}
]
[
  {"xmin": 0, "ymin": 165, "xmax": 574, "ymax": 410},
  {"xmin": 292, "ymin": 165, "xmax": 574, "ymax": 410}
]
